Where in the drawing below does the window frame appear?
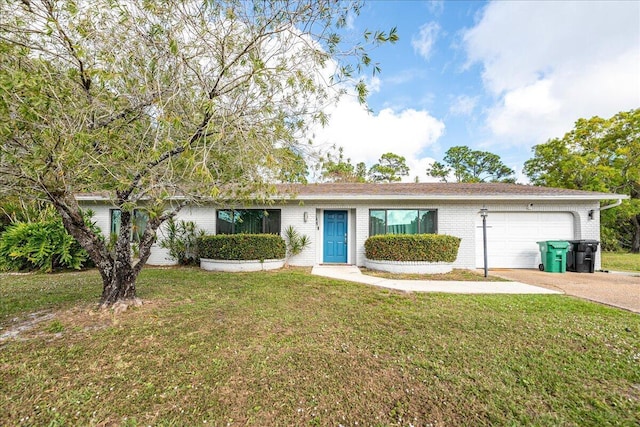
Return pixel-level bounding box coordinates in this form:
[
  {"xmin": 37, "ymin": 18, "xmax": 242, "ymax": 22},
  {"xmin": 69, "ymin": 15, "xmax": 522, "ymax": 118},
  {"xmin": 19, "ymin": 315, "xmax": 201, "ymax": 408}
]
[
  {"xmin": 216, "ymin": 209, "xmax": 282, "ymax": 235},
  {"xmin": 368, "ymin": 208, "xmax": 438, "ymax": 236}
]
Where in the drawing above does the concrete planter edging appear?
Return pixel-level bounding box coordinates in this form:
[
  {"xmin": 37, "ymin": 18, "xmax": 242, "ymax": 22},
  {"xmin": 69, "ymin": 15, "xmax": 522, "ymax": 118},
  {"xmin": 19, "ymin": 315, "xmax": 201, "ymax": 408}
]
[
  {"xmin": 364, "ymin": 258, "xmax": 454, "ymax": 274},
  {"xmin": 200, "ymin": 258, "xmax": 285, "ymax": 272}
]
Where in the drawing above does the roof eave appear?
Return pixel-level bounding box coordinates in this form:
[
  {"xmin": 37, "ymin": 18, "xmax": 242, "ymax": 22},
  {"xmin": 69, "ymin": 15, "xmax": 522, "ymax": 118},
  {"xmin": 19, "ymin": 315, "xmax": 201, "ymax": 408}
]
[
  {"xmin": 289, "ymin": 194, "xmax": 628, "ymax": 202},
  {"xmin": 75, "ymin": 193, "xmax": 629, "ymax": 202}
]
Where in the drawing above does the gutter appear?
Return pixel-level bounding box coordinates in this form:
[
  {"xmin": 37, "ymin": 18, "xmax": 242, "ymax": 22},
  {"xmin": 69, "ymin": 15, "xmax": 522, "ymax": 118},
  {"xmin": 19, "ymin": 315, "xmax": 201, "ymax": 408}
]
[{"xmin": 588, "ymin": 199, "xmax": 623, "ymax": 220}]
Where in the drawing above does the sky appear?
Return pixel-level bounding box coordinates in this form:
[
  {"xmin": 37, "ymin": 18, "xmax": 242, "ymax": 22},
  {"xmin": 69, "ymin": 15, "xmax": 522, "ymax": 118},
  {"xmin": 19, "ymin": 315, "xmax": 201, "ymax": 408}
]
[{"xmin": 311, "ymin": 0, "xmax": 640, "ymax": 183}]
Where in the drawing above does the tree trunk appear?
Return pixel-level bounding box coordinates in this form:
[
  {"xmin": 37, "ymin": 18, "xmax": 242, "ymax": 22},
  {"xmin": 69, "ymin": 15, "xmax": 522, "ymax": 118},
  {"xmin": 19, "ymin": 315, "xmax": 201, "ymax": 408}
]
[
  {"xmin": 100, "ymin": 261, "xmax": 137, "ymax": 305},
  {"xmin": 99, "ymin": 208, "xmax": 141, "ymax": 305},
  {"xmin": 48, "ymin": 191, "xmax": 181, "ymax": 306},
  {"xmin": 49, "ymin": 191, "xmax": 144, "ymax": 306}
]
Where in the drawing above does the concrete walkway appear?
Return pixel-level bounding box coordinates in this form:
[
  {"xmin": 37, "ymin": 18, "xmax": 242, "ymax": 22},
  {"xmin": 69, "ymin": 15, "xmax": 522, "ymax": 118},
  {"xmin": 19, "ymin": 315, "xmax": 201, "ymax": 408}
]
[{"xmin": 311, "ymin": 265, "xmax": 562, "ymax": 295}]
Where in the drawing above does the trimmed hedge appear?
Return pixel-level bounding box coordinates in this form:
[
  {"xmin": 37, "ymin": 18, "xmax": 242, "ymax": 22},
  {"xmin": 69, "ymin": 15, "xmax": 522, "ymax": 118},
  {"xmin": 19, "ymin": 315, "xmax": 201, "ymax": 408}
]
[
  {"xmin": 197, "ymin": 234, "xmax": 286, "ymax": 261},
  {"xmin": 364, "ymin": 234, "xmax": 461, "ymax": 262}
]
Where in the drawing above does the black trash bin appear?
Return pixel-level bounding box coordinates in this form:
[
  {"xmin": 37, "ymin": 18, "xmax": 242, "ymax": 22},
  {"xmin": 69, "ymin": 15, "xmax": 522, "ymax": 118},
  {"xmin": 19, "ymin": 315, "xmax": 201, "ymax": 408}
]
[{"xmin": 566, "ymin": 240, "xmax": 599, "ymax": 273}]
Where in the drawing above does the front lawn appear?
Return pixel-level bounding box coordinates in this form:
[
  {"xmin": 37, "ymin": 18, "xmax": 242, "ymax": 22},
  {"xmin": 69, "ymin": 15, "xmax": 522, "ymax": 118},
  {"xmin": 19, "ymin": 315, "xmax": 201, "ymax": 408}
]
[
  {"xmin": 601, "ymin": 251, "xmax": 640, "ymax": 272},
  {"xmin": 361, "ymin": 268, "xmax": 508, "ymax": 281},
  {"xmin": 1, "ymin": 268, "xmax": 639, "ymax": 426}
]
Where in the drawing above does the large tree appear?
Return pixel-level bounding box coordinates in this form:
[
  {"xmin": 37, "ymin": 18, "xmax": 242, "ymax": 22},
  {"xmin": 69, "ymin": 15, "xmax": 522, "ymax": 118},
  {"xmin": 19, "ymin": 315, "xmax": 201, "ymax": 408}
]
[
  {"xmin": 524, "ymin": 109, "xmax": 640, "ymax": 252},
  {"xmin": 0, "ymin": 0, "xmax": 396, "ymax": 305},
  {"xmin": 368, "ymin": 152, "xmax": 409, "ymax": 182},
  {"xmin": 426, "ymin": 146, "xmax": 515, "ymax": 183}
]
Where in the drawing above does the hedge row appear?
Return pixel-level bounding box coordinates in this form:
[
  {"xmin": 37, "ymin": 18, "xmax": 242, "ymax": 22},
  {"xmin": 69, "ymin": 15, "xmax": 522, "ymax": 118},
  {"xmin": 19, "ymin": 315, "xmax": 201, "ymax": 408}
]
[
  {"xmin": 364, "ymin": 234, "xmax": 461, "ymax": 262},
  {"xmin": 197, "ymin": 234, "xmax": 286, "ymax": 261}
]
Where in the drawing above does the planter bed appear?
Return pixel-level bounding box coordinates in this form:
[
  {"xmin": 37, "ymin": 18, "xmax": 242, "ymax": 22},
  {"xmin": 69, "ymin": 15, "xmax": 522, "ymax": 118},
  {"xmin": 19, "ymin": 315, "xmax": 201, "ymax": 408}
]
[
  {"xmin": 364, "ymin": 258, "xmax": 453, "ymax": 274},
  {"xmin": 200, "ymin": 258, "xmax": 285, "ymax": 272}
]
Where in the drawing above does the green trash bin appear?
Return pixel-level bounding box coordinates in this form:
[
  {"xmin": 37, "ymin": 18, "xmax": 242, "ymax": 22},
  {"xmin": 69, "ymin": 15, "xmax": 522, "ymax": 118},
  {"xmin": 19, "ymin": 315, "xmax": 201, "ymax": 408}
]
[{"xmin": 537, "ymin": 240, "xmax": 570, "ymax": 273}]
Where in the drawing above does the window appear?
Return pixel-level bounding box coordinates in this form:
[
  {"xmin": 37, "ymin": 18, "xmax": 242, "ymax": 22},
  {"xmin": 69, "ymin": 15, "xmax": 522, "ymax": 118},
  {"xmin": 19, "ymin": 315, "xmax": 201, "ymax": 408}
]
[
  {"xmin": 110, "ymin": 209, "xmax": 149, "ymax": 242},
  {"xmin": 216, "ymin": 209, "xmax": 281, "ymax": 235},
  {"xmin": 369, "ymin": 209, "xmax": 437, "ymax": 236}
]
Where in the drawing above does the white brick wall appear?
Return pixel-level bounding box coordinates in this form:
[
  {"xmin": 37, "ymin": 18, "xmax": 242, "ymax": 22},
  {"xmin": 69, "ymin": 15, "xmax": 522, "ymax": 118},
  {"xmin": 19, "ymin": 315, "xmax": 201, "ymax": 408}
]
[
  {"xmin": 280, "ymin": 204, "xmax": 317, "ymax": 266},
  {"xmin": 147, "ymin": 205, "xmax": 218, "ymax": 265},
  {"xmin": 80, "ymin": 198, "xmax": 603, "ymax": 269}
]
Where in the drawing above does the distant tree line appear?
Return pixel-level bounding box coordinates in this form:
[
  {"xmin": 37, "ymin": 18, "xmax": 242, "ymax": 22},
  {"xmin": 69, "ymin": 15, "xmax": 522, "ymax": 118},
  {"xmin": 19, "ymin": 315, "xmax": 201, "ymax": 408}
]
[{"xmin": 315, "ymin": 147, "xmax": 410, "ymax": 183}]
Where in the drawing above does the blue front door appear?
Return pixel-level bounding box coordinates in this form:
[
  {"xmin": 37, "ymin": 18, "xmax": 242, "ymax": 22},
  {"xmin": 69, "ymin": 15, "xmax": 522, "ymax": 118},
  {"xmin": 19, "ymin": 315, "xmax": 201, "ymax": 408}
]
[{"xmin": 323, "ymin": 210, "xmax": 348, "ymax": 263}]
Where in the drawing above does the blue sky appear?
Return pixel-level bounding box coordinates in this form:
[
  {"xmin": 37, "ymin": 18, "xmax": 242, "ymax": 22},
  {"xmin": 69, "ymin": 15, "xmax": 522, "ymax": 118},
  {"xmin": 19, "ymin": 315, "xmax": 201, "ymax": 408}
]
[{"xmin": 312, "ymin": 0, "xmax": 640, "ymax": 182}]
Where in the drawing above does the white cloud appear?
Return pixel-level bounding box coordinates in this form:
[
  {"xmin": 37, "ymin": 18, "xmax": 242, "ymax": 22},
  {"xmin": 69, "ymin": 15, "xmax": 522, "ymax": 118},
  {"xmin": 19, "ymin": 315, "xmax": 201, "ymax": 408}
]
[
  {"xmin": 487, "ymin": 79, "xmax": 561, "ymax": 139},
  {"xmin": 412, "ymin": 22, "xmax": 440, "ymax": 60},
  {"xmin": 344, "ymin": 12, "xmax": 356, "ymax": 30},
  {"xmin": 464, "ymin": 1, "xmax": 640, "ymax": 145},
  {"xmin": 367, "ymin": 75, "xmax": 382, "ymax": 94},
  {"xmin": 428, "ymin": 1, "xmax": 445, "ymax": 16},
  {"xmin": 384, "ymin": 68, "xmax": 427, "ymax": 86},
  {"xmin": 312, "ymin": 94, "xmax": 445, "ymax": 182},
  {"xmin": 449, "ymin": 95, "xmax": 478, "ymax": 116}
]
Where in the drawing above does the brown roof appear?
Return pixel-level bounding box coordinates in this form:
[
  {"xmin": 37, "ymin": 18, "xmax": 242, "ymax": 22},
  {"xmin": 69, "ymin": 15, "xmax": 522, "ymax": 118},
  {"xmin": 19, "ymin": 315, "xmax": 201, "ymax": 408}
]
[{"xmin": 274, "ymin": 182, "xmax": 626, "ymax": 201}]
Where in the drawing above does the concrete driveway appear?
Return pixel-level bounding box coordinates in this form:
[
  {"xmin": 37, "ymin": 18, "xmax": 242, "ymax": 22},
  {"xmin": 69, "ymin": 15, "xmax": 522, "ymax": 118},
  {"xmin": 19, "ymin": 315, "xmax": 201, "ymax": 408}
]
[{"xmin": 491, "ymin": 269, "xmax": 640, "ymax": 313}]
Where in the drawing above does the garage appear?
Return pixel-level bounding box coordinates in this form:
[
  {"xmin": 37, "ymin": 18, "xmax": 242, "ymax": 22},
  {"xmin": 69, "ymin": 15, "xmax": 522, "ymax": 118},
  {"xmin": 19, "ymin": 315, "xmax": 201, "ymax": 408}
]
[{"xmin": 476, "ymin": 212, "xmax": 575, "ymax": 269}]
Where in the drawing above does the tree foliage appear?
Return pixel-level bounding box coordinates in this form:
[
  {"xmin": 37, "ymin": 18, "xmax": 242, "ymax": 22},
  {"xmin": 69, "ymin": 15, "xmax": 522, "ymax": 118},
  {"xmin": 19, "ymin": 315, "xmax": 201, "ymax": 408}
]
[
  {"xmin": 318, "ymin": 146, "xmax": 368, "ymax": 182},
  {"xmin": 426, "ymin": 146, "xmax": 515, "ymax": 183},
  {"xmin": 0, "ymin": 0, "xmax": 396, "ymax": 305},
  {"xmin": 524, "ymin": 109, "xmax": 640, "ymax": 252},
  {"xmin": 368, "ymin": 152, "xmax": 409, "ymax": 182},
  {"xmin": 274, "ymin": 148, "xmax": 309, "ymax": 184}
]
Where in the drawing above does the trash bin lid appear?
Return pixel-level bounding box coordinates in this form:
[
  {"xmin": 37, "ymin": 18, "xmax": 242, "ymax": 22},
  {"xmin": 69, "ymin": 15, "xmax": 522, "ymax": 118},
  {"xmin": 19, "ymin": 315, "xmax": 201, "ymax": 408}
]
[
  {"xmin": 545, "ymin": 240, "xmax": 570, "ymax": 249},
  {"xmin": 568, "ymin": 239, "xmax": 599, "ymax": 252}
]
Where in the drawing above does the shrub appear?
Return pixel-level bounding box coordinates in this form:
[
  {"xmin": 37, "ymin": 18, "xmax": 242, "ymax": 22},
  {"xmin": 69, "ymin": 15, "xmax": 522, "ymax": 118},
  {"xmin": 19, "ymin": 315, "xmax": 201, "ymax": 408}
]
[
  {"xmin": 365, "ymin": 234, "xmax": 461, "ymax": 262},
  {"xmin": 159, "ymin": 218, "xmax": 205, "ymax": 265},
  {"xmin": 197, "ymin": 234, "xmax": 286, "ymax": 261},
  {"xmin": 599, "ymin": 225, "xmax": 621, "ymax": 252},
  {"xmin": 283, "ymin": 225, "xmax": 311, "ymax": 265},
  {"xmin": 0, "ymin": 199, "xmax": 56, "ymax": 233},
  {"xmin": 0, "ymin": 210, "xmax": 100, "ymax": 273},
  {"xmin": 0, "ymin": 219, "xmax": 88, "ymax": 272}
]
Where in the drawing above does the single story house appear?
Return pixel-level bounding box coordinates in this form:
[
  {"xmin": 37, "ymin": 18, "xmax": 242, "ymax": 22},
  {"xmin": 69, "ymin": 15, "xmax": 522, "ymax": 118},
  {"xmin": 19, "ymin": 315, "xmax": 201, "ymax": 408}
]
[{"xmin": 77, "ymin": 182, "xmax": 627, "ymax": 270}]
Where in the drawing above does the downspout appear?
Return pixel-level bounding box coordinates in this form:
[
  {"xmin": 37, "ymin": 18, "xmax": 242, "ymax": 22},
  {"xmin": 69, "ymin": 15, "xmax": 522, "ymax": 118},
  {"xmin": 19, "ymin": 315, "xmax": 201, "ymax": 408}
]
[{"xmin": 588, "ymin": 199, "xmax": 623, "ymax": 220}]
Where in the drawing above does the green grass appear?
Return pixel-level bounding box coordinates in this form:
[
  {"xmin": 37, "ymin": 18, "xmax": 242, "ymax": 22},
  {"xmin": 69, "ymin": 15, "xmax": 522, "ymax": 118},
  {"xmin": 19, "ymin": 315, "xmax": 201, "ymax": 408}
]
[
  {"xmin": 361, "ymin": 268, "xmax": 508, "ymax": 281},
  {"xmin": 601, "ymin": 251, "xmax": 640, "ymax": 272},
  {"xmin": 1, "ymin": 268, "xmax": 639, "ymax": 426}
]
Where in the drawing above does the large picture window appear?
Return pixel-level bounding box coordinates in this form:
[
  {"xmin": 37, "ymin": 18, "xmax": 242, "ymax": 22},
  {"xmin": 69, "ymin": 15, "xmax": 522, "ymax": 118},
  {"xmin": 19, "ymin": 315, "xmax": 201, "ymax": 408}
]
[
  {"xmin": 110, "ymin": 209, "xmax": 149, "ymax": 242},
  {"xmin": 216, "ymin": 209, "xmax": 281, "ymax": 235},
  {"xmin": 369, "ymin": 209, "xmax": 437, "ymax": 236}
]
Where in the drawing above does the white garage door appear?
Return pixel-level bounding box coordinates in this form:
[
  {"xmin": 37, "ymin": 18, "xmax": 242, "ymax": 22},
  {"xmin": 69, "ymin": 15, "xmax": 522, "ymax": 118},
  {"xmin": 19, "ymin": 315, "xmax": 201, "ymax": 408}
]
[{"xmin": 475, "ymin": 212, "xmax": 575, "ymax": 269}]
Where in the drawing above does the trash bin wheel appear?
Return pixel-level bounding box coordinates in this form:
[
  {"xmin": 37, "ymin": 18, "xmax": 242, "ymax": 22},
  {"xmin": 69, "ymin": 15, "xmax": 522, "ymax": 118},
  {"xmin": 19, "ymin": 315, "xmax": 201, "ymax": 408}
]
[{"xmin": 538, "ymin": 264, "xmax": 544, "ymax": 271}]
